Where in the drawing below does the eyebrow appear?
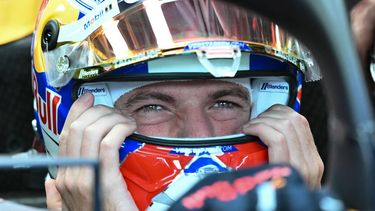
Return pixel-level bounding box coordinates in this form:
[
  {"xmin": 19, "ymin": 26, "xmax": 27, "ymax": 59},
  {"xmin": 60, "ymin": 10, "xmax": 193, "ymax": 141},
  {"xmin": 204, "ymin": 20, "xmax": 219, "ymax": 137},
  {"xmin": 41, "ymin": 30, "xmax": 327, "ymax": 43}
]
[
  {"xmin": 123, "ymin": 92, "xmax": 176, "ymax": 108},
  {"xmin": 209, "ymin": 88, "xmax": 250, "ymax": 104},
  {"xmin": 119, "ymin": 87, "xmax": 250, "ymax": 109}
]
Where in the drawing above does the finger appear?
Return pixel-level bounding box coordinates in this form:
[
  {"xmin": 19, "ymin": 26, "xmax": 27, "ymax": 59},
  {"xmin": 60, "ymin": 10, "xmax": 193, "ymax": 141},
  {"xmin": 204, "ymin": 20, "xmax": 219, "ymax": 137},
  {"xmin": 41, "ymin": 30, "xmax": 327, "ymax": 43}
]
[
  {"xmin": 45, "ymin": 179, "xmax": 62, "ymax": 210},
  {"xmin": 256, "ymin": 105, "xmax": 316, "ymax": 157},
  {"xmin": 61, "ymin": 105, "xmax": 116, "ymax": 203},
  {"xmin": 99, "ymin": 122, "xmax": 139, "ymax": 210},
  {"xmin": 250, "ymin": 105, "xmax": 305, "ymax": 162},
  {"xmin": 65, "ymin": 105, "xmax": 114, "ymax": 158},
  {"xmin": 256, "ymin": 107, "xmax": 311, "ymax": 156},
  {"xmin": 59, "ymin": 92, "xmax": 94, "ymax": 157},
  {"xmin": 256, "ymin": 105, "xmax": 323, "ymax": 188},
  {"xmin": 99, "ymin": 121, "xmax": 136, "ymax": 175},
  {"xmin": 243, "ymin": 121, "xmax": 290, "ymax": 163},
  {"xmin": 56, "ymin": 93, "xmax": 93, "ymax": 207},
  {"xmin": 255, "ymin": 106, "xmax": 321, "ymax": 186},
  {"xmin": 58, "ymin": 95, "xmax": 112, "ymax": 206},
  {"xmin": 295, "ymin": 117, "xmax": 322, "ymax": 189},
  {"xmin": 248, "ymin": 116, "xmax": 306, "ymax": 166},
  {"xmin": 80, "ymin": 111, "xmax": 136, "ymax": 159},
  {"xmin": 351, "ymin": 0, "xmax": 375, "ymax": 66}
]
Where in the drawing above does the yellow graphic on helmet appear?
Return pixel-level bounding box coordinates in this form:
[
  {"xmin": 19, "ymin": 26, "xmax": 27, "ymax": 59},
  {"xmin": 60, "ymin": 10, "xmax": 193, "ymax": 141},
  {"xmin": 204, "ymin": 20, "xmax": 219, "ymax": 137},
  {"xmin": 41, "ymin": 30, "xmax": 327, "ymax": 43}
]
[{"xmin": 33, "ymin": 0, "xmax": 79, "ymax": 73}]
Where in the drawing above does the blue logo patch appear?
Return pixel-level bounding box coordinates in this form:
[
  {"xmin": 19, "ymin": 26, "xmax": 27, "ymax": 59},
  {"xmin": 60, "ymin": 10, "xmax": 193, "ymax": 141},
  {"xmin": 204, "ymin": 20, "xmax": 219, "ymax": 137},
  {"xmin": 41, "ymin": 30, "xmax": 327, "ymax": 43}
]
[{"xmin": 184, "ymin": 41, "xmax": 251, "ymax": 52}]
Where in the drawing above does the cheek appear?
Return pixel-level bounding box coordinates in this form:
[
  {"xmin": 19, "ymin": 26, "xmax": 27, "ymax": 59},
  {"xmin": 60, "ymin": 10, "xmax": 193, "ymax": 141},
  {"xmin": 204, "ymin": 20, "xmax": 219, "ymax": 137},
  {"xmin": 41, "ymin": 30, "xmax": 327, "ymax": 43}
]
[
  {"xmin": 212, "ymin": 115, "xmax": 250, "ymax": 135},
  {"xmin": 135, "ymin": 120, "xmax": 179, "ymax": 137}
]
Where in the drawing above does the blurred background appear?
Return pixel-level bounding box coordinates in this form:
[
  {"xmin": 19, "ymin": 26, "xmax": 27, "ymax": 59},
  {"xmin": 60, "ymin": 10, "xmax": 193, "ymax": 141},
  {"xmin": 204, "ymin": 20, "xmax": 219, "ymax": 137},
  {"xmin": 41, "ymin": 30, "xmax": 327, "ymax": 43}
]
[{"xmin": 0, "ymin": 0, "xmax": 46, "ymax": 207}]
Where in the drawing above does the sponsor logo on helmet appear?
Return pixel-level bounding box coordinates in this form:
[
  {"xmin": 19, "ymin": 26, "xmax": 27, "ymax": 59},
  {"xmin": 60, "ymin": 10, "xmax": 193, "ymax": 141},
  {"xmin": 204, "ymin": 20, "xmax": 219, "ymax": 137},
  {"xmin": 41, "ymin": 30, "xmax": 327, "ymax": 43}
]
[
  {"xmin": 78, "ymin": 69, "xmax": 99, "ymax": 79},
  {"xmin": 171, "ymin": 145, "xmax": 237, "ymax": 156},
  {"xmin": 184, "ymin": 41, "xmax": 251, "ymax": 51},
  {"xmin": 274, "ymin": 49, "xmax": 298, "ymax": 66},
  {"xmin": 32, "ymin": 72, "xmax": 61, "ymax": 136},
  {"xmin": 260, "ymin": 82, "xmax": 289, "ymax": 93},
  {"xmin": 184, "ymin": 156, "xmax": 228, "ymax": 175},
  {"xmin": 84, "ymin": 3, "xmax": 113, "ymax": 30},
  {"xmin": 77, "ymin": 86, "xmax": 107, "ymax": 97}
]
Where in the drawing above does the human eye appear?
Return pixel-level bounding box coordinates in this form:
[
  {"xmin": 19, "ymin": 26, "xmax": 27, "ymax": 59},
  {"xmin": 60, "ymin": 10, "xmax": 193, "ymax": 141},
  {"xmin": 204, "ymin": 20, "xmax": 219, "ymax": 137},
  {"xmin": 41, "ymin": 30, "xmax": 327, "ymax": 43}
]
[
  {"xmin": 211, "ymin": 101, "xmax": 238, "ymax": 109},
  {"xmin": 129, "ymin": 103, "xmax": 173, "ymax": 125},
  {"xmin": 209, "ymin": 99, "xmax": 250, "ymax": 121},
  {"xmin": 136, "ymin": 104, "xmax": 165, "ymax": 113}
]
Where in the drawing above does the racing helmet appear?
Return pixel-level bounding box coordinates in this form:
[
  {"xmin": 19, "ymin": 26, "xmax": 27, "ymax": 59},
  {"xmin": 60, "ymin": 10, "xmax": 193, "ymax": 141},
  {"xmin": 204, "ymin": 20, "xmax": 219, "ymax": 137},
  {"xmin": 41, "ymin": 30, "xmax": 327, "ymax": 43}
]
[{"xmin": 32, "ymin": 0, "xmax": 321, "ymax": 210}]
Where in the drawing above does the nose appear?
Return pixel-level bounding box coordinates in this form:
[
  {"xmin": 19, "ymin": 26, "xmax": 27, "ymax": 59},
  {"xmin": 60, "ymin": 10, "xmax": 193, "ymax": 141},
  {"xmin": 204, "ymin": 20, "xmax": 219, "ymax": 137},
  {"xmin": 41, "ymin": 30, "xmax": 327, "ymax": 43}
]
[{"xmin": 178, "ymin": 107, "xmax": 214, "ymax": 138}]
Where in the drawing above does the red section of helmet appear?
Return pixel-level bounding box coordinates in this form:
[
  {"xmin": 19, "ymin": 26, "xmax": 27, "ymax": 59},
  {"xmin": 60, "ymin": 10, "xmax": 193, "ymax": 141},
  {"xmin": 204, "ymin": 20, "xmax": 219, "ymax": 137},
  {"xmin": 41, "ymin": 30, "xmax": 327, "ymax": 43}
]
[{"xmin": 120, "ymin": 142, "xmax": 268, "ymax": 210}]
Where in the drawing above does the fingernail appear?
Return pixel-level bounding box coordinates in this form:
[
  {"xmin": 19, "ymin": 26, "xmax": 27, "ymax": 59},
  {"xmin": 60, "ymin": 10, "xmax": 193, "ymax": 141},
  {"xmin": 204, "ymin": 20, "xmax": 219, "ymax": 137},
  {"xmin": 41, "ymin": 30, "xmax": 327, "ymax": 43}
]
[{"xmin": 79, "ymin": 91, "xmax": 92, "ymax": 103}]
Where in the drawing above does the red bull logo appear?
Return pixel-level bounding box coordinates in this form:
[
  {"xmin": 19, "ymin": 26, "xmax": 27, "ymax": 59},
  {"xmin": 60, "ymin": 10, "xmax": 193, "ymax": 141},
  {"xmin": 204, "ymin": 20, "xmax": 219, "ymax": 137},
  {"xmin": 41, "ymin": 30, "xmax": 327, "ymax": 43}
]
[{"xmin": 32, "ymin": 72, "xmax": 61, "ymax": 136}]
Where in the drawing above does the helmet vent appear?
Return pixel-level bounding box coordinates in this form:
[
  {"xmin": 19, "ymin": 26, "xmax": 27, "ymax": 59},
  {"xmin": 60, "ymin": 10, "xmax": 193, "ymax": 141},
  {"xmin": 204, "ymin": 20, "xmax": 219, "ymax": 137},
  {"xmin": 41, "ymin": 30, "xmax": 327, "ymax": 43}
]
[{"xmin": 42, "ymin": 20, "xmax": 59, "ymax": 51}]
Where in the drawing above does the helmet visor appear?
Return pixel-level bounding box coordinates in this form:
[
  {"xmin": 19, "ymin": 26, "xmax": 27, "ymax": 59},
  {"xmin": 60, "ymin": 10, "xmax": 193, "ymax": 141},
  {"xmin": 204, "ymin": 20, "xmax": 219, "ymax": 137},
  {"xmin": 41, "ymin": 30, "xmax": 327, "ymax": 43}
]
[{"xmin": 44, "ymin": 0, "xmax": 320, "ymax": 87}]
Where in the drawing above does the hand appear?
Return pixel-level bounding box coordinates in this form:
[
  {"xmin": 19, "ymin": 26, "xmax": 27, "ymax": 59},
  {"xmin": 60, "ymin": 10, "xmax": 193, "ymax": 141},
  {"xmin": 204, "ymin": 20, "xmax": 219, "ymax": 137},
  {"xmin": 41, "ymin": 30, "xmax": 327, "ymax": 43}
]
[
  {"xmin": 45, "ymin": 92, "xmax": 139, "ymax": 211},
  {"xmin": 351, "ymin": 0, "xmax": 375, "ymax": 69},
  {"xmin": 242, "ymin": 105, "xmax": 324, "ymax": 189}
]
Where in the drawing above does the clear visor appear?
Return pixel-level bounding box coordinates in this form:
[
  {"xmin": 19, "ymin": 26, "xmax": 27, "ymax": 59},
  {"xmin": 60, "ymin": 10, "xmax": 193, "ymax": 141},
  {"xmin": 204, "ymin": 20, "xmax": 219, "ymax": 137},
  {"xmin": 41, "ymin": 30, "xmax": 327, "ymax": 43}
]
[
  {"xmin": 75, "ymin": 76, "xmax": 293, "ymax": 143},
  {"xmin": 44, "ymin": 0, "xmax": 320, "ymax": 87}
]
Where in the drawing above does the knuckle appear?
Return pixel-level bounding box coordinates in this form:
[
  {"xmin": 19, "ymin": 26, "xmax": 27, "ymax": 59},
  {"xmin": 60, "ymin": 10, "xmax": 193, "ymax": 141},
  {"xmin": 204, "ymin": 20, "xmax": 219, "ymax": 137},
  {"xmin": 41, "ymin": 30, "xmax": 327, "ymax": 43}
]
[
  {"xmin": 100, "ymin": 140, "xmax": 113, "ymax": 152},
  {"xmin": 273, "ymin": 132, "xmax": 287, "ymax": 146},
  {"xmin": 298, "ymin": 115, "xmax": 310, "ymax": 128},
  {"xmin": 63, "ymin": 177, "xmax": 75, "ymax": 192},
  {"xmin": 291, "ymin": 112, "xmax": 309, "ymax": 127},
  {"xmin": 94, "ymin": 104, "xmax": 110, "ymax": 112},
  {"xmin": 55, "ymin": 177, "xmax": 65, "ymax": 192},
  {"xmin": 69, "ymin": 121, "xmax": 83, "ymax": 133},
  {"xmin": 77, "ymin": 179, "xmax": 91, "ymax": 195},
  {"xmin": 83, "ymin": 125, "xmax": 99, "ymax": 139},
  {"xmin": 280, "ymin": 119, "xmax": 294, "ymax": 131}
]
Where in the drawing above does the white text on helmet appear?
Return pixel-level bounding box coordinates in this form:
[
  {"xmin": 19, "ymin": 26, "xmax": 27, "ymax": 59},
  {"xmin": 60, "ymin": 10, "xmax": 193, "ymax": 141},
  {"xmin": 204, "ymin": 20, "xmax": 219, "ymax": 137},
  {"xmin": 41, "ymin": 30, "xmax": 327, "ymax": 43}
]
[{"xmin": 32, "ymin": 72, "xmax": 61, "ymax": 136}]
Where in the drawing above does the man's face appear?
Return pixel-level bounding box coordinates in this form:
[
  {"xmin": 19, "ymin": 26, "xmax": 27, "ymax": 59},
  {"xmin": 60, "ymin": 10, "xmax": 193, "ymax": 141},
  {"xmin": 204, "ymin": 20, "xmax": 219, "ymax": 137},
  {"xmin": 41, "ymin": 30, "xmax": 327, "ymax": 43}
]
[{"xmin": 114, "ymin": 80, "xmax": 251, "ymax": 138}]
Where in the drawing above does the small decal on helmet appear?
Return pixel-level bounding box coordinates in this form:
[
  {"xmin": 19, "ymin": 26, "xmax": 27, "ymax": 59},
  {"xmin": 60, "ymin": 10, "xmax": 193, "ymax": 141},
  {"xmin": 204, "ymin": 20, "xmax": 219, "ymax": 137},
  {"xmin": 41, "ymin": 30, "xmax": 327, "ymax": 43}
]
[
  {"xmin": 58, "ymin": 0, "xmax": 120, "ymax": 42},
  {"xmin": 77, "ymin": 85, "xmax": 108, "ymax": 97},
  {"xmin": 78, "ymin": 69, "xmax": 99, "ymax": 79},
  {"xmin": 171, "ymin": 145, "xmax": 237, "ymax": 156},
  {"xmin": 184, "ymin": 41, "xmax": 251, "ymax": 52},
  {"xmin": 114, "ymin": 50, "xmax": 158, "ymax": 68},
  {"xmin": 274, "ymin": 49, "xmax": 298, "ymax": 66},
  {"xmin": 259, "ymin": 82, "xmax": 289, "ymax": 93},
  {"xmin": 184, "ymin": 156, "xmax": 228, "ymax": 175},
  {"xmin": 83, "ymin": 2, "xmax": 114, "ymax": 30}
]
